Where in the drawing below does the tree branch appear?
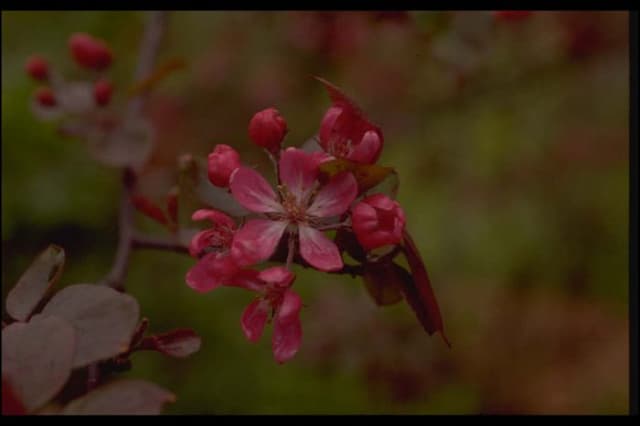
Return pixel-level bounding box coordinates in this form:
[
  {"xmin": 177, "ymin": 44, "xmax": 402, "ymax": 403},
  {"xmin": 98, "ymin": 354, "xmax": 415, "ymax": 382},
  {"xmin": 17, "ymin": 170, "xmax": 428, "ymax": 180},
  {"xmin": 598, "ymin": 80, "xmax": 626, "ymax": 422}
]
[
  {"xmin": 132, "ymin": 233, "xmax": 189, "ymax": 254},
  {"xmin": 100, "ymin": 11, "xmax": 169, "ymax": 291}
]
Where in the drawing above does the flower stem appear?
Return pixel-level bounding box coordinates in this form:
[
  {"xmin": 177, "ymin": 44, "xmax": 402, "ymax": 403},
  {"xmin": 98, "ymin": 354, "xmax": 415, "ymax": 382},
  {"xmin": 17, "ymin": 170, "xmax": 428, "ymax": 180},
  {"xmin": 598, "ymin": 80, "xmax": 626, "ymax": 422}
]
[{"xmin": 286, "ymin": 232, "xmax": 296, "ymax": 270}]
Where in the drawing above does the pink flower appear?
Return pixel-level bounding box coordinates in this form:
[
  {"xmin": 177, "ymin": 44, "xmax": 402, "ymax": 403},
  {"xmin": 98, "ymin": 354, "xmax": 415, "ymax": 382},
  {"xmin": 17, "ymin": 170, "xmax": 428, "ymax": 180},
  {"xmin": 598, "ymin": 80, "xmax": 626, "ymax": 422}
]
[
  {"xmin": 235, "ymin": 267, "xmax": 303, "ymax": 364},
  {"xmin": 351, "ymin": 194, "xmax": 406, "ymax": 251},
  {"xmin": 248, "ymin": 107, "xmax": 288, "ymax": 152},
  {"xmin": 185, "ymin": 209, "xmax": 240, "ymax": 293},
  {"xmin": 25, "ymin": 55, "xmax": 49, "ymax": 81},
  {"xmin": 68, "ymin": 33, "xmax": 112, "ymax": 71},
  {"xmin": 317, "ymin": 78, "xmax": 384, "ymax": 164},
  {"xmin": 207, "ymin": 144, "xmax": 241, "ymax": 187},
  {"xmin": 229, "ymin": 147, "xmax": 357, "ymax": 271}
]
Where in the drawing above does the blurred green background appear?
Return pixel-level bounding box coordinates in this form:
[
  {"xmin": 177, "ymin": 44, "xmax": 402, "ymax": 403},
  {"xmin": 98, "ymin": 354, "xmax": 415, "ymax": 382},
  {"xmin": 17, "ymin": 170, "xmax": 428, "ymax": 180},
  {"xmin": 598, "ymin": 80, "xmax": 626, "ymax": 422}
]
[{"xmin": 1, "ymin": 11, "xmax": 629, "ymax": 414}]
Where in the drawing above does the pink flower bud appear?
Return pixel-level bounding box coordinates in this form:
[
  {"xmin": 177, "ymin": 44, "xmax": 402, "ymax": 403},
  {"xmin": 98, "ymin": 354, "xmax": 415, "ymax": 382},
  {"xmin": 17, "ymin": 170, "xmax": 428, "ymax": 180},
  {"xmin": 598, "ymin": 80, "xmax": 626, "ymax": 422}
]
[
  {"xmin": 248, "ymin": 107, "xmax": 288, "ymax": 152},
  {"xmin": 35, "ymin": 87, "xmax": 56, "ymax": 107},
  {"xmin": 208, "ymin": 144, "xmax": 241, "ymax": 187},
  {"xmin": 351, "ymin": 194, "xmax": 406, "ymax": 251},
  {"xmin": 69, "ymin": 33, "xmax": 113, "ymax": 71},
  {"xmin": 93, "ymin": 79, "xmax": 113, "ymax": 106},
  {"xmin": 25, "ymin": 55, "xmax": 49, "ymax": 81}
]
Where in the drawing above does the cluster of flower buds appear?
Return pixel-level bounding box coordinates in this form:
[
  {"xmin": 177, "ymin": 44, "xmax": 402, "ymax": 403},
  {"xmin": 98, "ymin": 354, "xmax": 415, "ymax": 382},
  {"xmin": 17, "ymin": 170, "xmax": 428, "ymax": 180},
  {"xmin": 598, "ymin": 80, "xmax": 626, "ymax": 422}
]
[
  {"xmin": 186, "ymin": 78, "xmax": 445, "ymax": 363},
  {"xmin": 26, "ymin": 32, "xmax": 114, "ymax": 119}
]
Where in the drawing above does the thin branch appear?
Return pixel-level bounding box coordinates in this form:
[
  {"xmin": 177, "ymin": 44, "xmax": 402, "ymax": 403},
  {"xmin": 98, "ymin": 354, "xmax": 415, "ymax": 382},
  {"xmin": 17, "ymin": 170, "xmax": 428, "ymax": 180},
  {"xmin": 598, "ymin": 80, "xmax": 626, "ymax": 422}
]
[
  {"xmin": 132, "ymin": 233, "xmax": 189, "ymax": 254},
  {"xmin": 100, "ymin": 11, "xmax": 169, "ymax": 291}
]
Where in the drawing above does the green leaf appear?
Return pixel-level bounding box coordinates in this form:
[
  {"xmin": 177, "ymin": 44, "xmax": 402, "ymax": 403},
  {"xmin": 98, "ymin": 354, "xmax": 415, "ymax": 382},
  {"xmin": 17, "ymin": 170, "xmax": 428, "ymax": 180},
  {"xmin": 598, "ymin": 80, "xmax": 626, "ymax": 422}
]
[
  {"xmin": 2, "ymin": 316, "xmax": 75, "ymax": 412},
  {"xmin": 40, "ymin": 284, "xmax": 139, "ymax": 367},
  {"xmin": 6, "ymin": 244, "xmax": 65, "ymax": 321},
  {"xmin": 62, "ymin": 379, "xmax": 175, "ymax": 415}
]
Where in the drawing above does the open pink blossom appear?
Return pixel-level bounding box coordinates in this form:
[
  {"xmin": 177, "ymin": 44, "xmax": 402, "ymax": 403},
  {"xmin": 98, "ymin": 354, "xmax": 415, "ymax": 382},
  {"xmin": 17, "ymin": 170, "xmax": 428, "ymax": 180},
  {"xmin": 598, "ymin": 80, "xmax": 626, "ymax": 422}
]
[
  {"xmin": 185, "ymin": 209, "xmax": 240, "ymax": 293},
  {"xmin": 234, "ymin": 267, "xmax": 303, "ymax": 364},
  {"xmin": 229, "ymin": 147, "xmax": 357, "ymax": 271},
  {"xmin": 351, "ymin": 193, "xmax": 406, "ymax": 250},
  {"xmin": 317, "ymin": 78, "xmax": 384, "ymax": 164}
]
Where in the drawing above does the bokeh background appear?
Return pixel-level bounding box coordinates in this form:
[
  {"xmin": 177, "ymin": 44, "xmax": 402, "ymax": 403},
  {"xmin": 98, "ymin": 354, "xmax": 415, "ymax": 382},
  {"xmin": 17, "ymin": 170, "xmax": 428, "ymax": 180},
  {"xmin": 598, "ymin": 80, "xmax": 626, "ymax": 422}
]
[{"xmin": 1, "ymin": 11, "xmax": 629, "ymax": 414}]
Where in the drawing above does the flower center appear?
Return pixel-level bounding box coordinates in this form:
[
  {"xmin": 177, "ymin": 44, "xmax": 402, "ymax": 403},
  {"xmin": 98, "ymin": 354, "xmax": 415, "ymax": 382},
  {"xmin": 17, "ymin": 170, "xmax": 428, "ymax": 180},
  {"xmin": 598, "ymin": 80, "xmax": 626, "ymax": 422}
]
[{"xmin": 278, "ymin": 185, "xmax": 307, "ymax": 223}]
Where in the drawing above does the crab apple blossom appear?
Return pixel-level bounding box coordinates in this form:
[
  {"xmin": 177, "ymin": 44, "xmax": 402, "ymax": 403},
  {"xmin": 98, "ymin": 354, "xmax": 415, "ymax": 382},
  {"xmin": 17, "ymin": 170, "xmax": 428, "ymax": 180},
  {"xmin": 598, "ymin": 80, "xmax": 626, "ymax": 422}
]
[
  {"xmin": 25, "ymin": 55, "xmax": 49, "ymax": 81},
  {"xmin": 317, "ymin": 79, "xmax": 384, "ymax": 164},
  {"xmin": 352, "ymin": 193, "xmax": 406, "ymax": 251},
  {"xmin": 207, "ymin": 144, "xmax": 241, "ymax": 187},
  {"xmin": 229, "ymin": 147, "xmax": 357, "ymax": 271},
  {"xmin": 69, "ymin": 33, "xmax": 113, "ymax": 71},
  {"xmin": 248, "ymin": 107, "xmax": 288, "ymax": 152},
  {"xmin": 235, "ymin": 267, "xmax": 303, "ymax": 364},
  {"xmin": 185, "ymin": 209, "xmax": 240, "ymax": 293},
  {"xmin": 35, "ymin": 87, "xmax": 56, "ymax": 107},
  {"xmin": 94, "ymin": 79, "xmax": 113, "ymax": 106}
]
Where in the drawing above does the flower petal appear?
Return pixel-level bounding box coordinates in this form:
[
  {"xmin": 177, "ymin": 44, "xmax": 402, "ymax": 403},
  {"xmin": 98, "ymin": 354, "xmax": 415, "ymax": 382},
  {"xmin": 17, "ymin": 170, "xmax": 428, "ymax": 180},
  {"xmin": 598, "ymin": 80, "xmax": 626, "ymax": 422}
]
[
  {"xmin": 307, "ymin": 171, "xmax": 358, "ymax": 218},
  {"xmin": 298, "ymin": 225, "xmax": 343, "ymax": 272},
  {"xmin": 241, "ymin": 299, "xmax": 270, "ymax": 343},
  {"xmin": 192, "ymin": 208, "xmax": 236, "ymax": 229},
  {"xmin": 272, "ymin": 291, "xmax": 303, "ymax": 363},
  {"xmin": 349, "ymin": 130, "xmax": 382, "ymax": 164},
  {"xmin": 185, "ymin": 252, "xmax": 238, "ymax": 293},
  {"xmin": 188, "ymin": 229, "xmax": 216, "ymax": 257},
  {"xmin": 229, "ymin": 166, "xmax": 282, "ymax": 213},
  {"xmin": 231, "ymin": 219, "xmax": 288, "ymax": 266},
  {"xmin": 258, "ymin": 267, "xmax": 295, "ymax": 288},
  {"xmin": 279, "ymin": 148, "xmax": 327, "ymax": 200}
]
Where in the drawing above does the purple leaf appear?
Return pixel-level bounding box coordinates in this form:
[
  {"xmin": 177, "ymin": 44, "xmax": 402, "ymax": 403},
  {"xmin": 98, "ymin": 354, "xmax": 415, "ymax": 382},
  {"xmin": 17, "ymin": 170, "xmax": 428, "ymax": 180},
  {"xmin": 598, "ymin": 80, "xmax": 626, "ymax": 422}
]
[
  {"xmin": 6, "ymin": 245, "xmax": 65, "ymax": 321},
  {"xmin": 400, "ymin": 230, "xmax": 450, "ymax": 346},
  {"xmin": 362, "ymin": 261, "xmax": 406, "ymax": 306},
  {"xmin": 138, "ymin": 328, "xmax": 202, "ymax": 358},
  {"xmin": 2, "ymin": 316, "xmax": 75, "ymax": 411},
  {"xmin": 40, "ymin": 284, "xmax": 139, "ymax": 367},
  {"xmin": 62, "ymin": 379, "xmax": 175, "ymax": 415}
]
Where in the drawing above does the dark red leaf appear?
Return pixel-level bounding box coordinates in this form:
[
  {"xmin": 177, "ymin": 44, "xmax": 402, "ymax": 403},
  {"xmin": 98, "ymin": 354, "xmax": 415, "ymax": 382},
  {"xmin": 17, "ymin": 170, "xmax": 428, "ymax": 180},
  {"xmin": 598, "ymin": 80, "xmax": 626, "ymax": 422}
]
[
  {"xmin": 131, "ymin": 194, "xmax": 169, "ymax": 226},
  {"xmin": 138, "ymin": 328, "xmax": 202, "ymax": 358},
  {"xmin": 400, "ymin": 230, "xmax": 449, "ymax": 346},
  {"xmin": 62, "ymin": 379, "xmax": 175, "ymax": 415},
  {"xmin": 2, "ymin": 316, "xmax": 76, "ymax": 411},
  {"xmin": 362, "ymin": 261, "xmax": 406, "ymax": 306},
  {"xmin": 2, "ymin": 377, "xmax": 26, "ymax": 415},
  {"xmin": 6, "ymin": 244, "xmax": 65, "ymax": 321}
]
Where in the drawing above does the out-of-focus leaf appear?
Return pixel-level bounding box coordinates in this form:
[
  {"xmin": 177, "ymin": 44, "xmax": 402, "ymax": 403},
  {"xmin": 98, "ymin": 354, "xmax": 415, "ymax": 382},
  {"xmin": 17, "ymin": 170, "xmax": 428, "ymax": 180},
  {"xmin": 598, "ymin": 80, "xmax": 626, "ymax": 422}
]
[
  {"xmin": 40, "ymin": 284, "xmax": 139, "ymax": 367},
  {"xmin": 138, "ymin": 328, "xmax": 202, "ymax": 358},
  {"xmin": 61, "ymin": 379, "xmax": 175, "ymax": 415},
  {"xmin": 319, "ymin": 158, "xmax": 394, "ymax": 193},
  {"xmin": 410, "ymin": 11, "xmax": 452, "ymax": 38},
  {"xmin": 128, "ymin": 57, "xmax": 187, "ymax": 97},
  {"xmin": 2, "ymin": 377, "xmax": 26, "ymax": 415},
  {"xmin": 131, "ymin": 194, "xmax": 169, "ymax": 226},
  {"xmin": 362, "ymin": 261, "xmax": 406, "ymax": 306},
  {"xmin": 400, "ymin": 230, "xmax": 449, "ymax": 346},
  {"xmin": 1, "ymin": 316, "xmax": 75, "ymax": 412},
  {"xmin": 6, "ymin": 245, "xmax": 65, "ymax": 321},
  {"xmin": 87, "ymin": 117, "xmax": 154, "ymax": 168},
  {"xmin": 56, "ymin": 81, "xmax": 94, "ymax": 115}
]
